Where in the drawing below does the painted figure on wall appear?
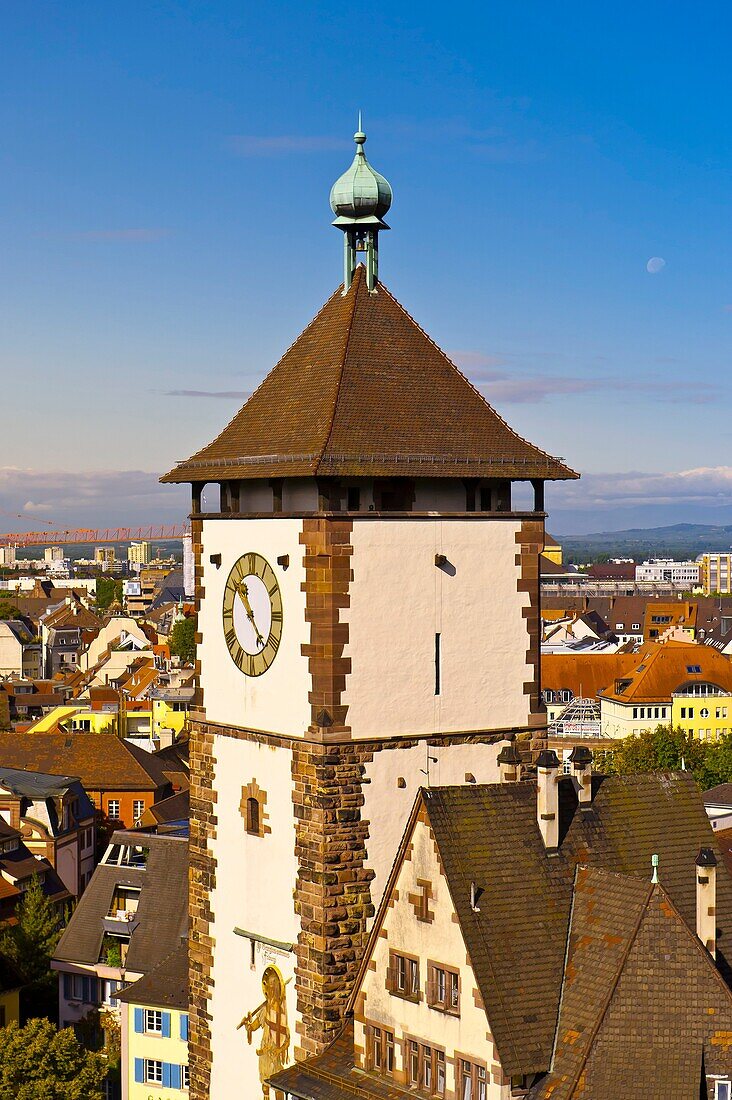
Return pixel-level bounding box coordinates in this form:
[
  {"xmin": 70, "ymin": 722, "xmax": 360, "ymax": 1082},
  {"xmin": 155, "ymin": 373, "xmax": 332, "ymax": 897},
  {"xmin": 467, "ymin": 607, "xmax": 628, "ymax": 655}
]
[{"xmin": 237, "ymin": 966, "xmax": 290, "ymax": 1097}]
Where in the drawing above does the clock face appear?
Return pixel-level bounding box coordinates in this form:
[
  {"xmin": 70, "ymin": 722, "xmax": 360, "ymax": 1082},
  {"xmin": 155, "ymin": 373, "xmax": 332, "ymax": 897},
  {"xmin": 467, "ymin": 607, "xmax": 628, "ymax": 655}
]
[{"xmin": 222, "ymin": 552, "xmax": 283, "ymax": 677}]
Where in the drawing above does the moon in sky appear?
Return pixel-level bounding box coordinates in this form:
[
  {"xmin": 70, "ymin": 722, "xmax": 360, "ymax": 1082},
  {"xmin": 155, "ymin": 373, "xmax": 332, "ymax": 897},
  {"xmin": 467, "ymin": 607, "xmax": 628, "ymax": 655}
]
[{"xmin": 646, "ymin": 256, "xmax": 666, "ymax": 274}]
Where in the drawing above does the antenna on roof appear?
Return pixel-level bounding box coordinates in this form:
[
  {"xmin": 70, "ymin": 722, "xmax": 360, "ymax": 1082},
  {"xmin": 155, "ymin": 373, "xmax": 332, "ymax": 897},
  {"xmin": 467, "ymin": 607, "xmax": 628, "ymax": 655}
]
[{"xmin": 651, "ymin": 853, "xmax": 659, "ymax": 884}]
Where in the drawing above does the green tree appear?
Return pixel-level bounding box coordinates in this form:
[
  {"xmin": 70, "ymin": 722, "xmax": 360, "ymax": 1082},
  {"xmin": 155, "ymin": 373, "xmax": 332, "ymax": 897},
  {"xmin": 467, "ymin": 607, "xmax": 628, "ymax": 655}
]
[
  {"xmin": 0, "ymin": 1018, "xmax": 106, "ymax": 1099},
  {"xmin": 0, "ymin": 602, "xmax": 21, "ymax": 621},
  {"xmin": 95, "ymin": 577, "xmax": 123, "ymax": 611},
  {"xmin": 169, "ymin": 614, "xmax": 196, "ymax": 664},
  {"xmin": 596, "ymin": 726, "xmax": 732, "ymax": 789},
  {"xmin": 0, "ymin": 876, "xmax": 61, "ymax": 983}
]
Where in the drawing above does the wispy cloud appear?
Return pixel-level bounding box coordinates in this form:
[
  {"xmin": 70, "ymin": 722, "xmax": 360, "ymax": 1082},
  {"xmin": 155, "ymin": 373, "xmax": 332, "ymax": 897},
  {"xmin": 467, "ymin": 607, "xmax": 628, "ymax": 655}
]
[
  {"xmin": 550, "ymin": 466, "xmax": 732, "ymax": 510},
  {"xmin": 227, "ymin": 135, "xmax": 350, "ymax": 156},
  {"xmin": 449, "ymin": 351, "xmax": 717, "ymax": 405},
  {"xmin": 0, "ymin": 469, "xmax": 187, "ymax": 530},
  {"xmin": 164, "ymin": 389, "xmax": 250, "ymax": 399}
]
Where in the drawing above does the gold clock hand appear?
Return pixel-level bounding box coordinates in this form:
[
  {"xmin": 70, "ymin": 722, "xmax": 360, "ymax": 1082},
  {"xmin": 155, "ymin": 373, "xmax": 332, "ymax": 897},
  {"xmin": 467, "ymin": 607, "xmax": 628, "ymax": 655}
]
[{"xmin": 238, "ymin": 583, "xmax": 265, "ymax": 649}]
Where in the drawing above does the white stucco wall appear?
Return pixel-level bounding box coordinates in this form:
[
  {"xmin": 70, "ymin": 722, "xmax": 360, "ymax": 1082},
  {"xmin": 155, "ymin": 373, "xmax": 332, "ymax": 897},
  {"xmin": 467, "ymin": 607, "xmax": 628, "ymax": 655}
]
[
  {"xmin": 363, "ymin": 740, "xmax": 506, "ymax": 908},
  {"xmin": 199, "ymin": 519, "xmax": 311, "ymax": 736},
  {"xmin": 345, "ymin": 518, "xmax": 531, "ymax": 738},
  {"xmin": 208, "ymin": 736, "xmax": 298, "ymax": 1099},
  {"xmin": 356, "ymin": 815, "xmax": 507, "ymax": 1097}
]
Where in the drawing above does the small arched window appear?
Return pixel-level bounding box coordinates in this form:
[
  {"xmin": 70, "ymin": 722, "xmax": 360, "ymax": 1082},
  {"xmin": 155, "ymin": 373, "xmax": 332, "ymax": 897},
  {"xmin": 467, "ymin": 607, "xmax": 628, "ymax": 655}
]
[{"xmin": 246, "ymin": 797, "xmax": 260, "ymax": 836}]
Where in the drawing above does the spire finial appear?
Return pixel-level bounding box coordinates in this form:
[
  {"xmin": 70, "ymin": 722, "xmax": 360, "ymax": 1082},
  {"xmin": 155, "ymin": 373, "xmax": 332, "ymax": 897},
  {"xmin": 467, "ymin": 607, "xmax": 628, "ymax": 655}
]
[
  {"xmin": 330, "ymin": 120, "xmax": 392, "ymax": 293},
  {"xmin": 651, "ymin": 853, "xmax": 659, "ymax": 884}
]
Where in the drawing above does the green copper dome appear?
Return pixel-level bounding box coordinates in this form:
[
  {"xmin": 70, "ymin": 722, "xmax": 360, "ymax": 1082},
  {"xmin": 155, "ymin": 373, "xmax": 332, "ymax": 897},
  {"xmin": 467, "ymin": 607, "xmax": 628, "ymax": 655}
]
[{"xmin": 329, "ymin": 124, "xmax": 392, "ymax": 223}]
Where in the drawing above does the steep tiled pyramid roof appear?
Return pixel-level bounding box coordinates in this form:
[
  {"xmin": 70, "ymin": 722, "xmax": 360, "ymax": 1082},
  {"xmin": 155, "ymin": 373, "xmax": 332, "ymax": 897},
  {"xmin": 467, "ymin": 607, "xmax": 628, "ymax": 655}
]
[
  {"xmin": 162, "ymin": 265, "xmax": 577, "ymax": 483},
  {"xmin": 530, "ymin": 866, "xmax": 732, "ymax": 1099}
]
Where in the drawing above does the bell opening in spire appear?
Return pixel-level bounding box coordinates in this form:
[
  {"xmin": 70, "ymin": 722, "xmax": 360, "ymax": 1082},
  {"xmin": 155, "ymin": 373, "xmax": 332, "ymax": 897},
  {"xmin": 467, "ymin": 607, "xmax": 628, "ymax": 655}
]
[{"xmin": 330, "ymin": 120, "xmax": 392, "ymax": 293}]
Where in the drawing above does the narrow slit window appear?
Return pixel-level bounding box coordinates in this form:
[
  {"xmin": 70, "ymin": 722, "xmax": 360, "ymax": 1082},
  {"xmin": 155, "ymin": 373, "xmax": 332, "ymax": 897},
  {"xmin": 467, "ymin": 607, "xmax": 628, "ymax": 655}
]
[{"xmin": 435, "ymin": 633, "xmax": 441, "ymax": 696}]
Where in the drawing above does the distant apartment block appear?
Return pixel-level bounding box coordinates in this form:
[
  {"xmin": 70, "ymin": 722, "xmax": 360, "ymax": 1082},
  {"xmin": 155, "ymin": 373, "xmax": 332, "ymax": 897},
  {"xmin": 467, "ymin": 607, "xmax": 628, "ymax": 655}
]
[
  {"xmin": 0, "ymin": 545, "xmax": 17, "ymax": 567},
  {"xmin": 44, "ymin": 546, "xmax": 64, "ymax": 563},
  {"xmin": 635, "ymin": 558, "xmax": 701, "ymax": 586},
  {"xmin": 128, "ymin": 541, "xmax": 151, "ymax": 568},
  {"xmin": 701, "ymin": 552, "xmax": 732, "ymax": 594}
]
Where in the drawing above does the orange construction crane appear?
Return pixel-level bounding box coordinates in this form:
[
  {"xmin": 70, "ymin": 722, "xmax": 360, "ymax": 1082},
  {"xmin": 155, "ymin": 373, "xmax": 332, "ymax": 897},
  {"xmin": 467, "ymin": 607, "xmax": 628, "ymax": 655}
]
[{"xmin": 0, "ymin": 524, "xmax": 189, "ymax": 548}]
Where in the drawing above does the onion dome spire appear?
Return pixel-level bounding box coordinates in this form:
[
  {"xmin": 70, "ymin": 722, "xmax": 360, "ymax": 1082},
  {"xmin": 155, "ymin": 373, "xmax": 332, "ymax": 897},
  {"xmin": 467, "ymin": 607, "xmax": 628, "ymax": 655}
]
[{"xmin": 330, "ymin": 114, "xmax": 392, "ymax": 293}]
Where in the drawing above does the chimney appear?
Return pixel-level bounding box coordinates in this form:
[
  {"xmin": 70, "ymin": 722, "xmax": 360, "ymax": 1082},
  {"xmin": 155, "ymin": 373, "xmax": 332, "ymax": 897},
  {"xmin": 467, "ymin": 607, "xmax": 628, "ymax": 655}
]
[
  {"xmin": 568, "ymin": 745, "xmax": 593, "ymax": 809},
  {"xmin": 696, "ymin": 848, "xmax": 718, "ymax": 959},
  {"xmin": 497, "ymin": 741, "xmax": 523, "ymax": 783},
  {"xmin": 536, "ymin": 749, "xmax": 560, "ymax": 853}
]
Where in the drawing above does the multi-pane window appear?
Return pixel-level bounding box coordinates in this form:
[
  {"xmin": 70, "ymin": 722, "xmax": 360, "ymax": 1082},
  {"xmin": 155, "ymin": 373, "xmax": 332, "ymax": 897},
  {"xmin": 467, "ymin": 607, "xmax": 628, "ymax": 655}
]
[
  {"xmin": 427, "ymin": 963, "xmax": 460, "ymax": 1014},
  {"xmin": 182, "ymin": 1065, "xmax": 190, "ymax": 1089},
  {"xmin": 366, "ymin": 1024, "xmax": 395, "ymax": 1075},
  {"xmin": 460, "ymin": 1059, "xmax": 487, "ymax": 1100},
  {"xmin": 145, "ymin": 1060, "xmax": 163, "ymax": 1084},
  {"xmin": 133, "ymin": 800, "xmax": 145, "ymax": 821},
  {"xmin": 145, "ymin": 1010, "xmax": 162, "ymax": 1034},
  {"xmin": 388, "ymin": 951, "xmax": 420, "ymax": 999},
  {"xmin": 407, "ymin": 1041, "xmax": 446, "ymax": 1096},
  {"xmin": 107, "ymin": 800, "xmax": 120, "ymax": 820}
]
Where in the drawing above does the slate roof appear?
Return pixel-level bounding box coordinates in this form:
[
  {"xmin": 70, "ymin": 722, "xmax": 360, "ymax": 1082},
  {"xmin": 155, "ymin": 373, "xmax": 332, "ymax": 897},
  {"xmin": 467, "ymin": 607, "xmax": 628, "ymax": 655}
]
[
  {"xmin": 421, "ymin": 774, "xmax": 732, "ymax": 1076},
  {"xmin": 117, "ymin": 940, "xmax": 188, "ymax": 1011},
  {"xmin": 0, "ymin": 734, "xmax": 171, "ymax": 792},
  {"xmin": 162, "ymin": 265, "xmax": 576, "ymax": 485},
  {"xmin": 529, "ymin": 866, "xmax": 732, "ymax": 1099},
  {"xmin": 54, "ymin": 830, "xmax": 188, "ymax": 973},
  {"xmin": 704, "ymin": 783, "xmax": 732, "ymax": 807}
]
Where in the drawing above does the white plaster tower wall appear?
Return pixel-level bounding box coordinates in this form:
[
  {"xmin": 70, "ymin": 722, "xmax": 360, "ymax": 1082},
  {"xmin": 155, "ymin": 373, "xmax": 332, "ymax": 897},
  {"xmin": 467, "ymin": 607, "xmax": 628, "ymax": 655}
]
[{"xmin": 345, "ymin": 518, "xmax": 532, "ymax": 738}]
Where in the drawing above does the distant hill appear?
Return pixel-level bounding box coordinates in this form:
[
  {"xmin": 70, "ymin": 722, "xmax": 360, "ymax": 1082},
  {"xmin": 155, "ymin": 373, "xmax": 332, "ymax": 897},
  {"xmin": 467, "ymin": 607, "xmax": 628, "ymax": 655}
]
[{"xmin": 558, "ymin": 523, "xmax": 732, "ymax": 563}]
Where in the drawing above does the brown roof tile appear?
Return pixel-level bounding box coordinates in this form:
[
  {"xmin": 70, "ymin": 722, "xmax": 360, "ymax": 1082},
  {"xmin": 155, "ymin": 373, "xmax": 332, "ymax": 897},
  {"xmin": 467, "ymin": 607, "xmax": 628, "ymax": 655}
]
[
  {"xmin": 0, "ymin": 733, "xmax": 170, "ymax": 792},
  {"xmin": 162, "ymin": 265, "xmax": 576, "ymax": 484},
  {"xmin": 531, "ymin": 867, "xmax": 732, "ymax": 1099}
]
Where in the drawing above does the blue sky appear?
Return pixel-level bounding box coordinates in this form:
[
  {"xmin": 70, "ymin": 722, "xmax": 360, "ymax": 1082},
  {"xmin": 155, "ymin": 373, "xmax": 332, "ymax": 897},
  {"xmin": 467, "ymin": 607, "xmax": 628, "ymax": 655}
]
[{"xmin": 2, "ymin": 2, "xmax": 732, "ymax": 535}]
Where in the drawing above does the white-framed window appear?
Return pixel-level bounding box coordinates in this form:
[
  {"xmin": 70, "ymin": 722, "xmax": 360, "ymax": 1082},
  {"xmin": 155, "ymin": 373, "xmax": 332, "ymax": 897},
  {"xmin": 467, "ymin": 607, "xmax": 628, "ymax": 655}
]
[
  {"xmin": 715, "ymin": 1081, "xmax": 731, "ymax": 1100},
  {"xmin": 133, "ymin": 800, "xmax": 145, "ymax": 821},
  {"xmin": 182, "ymin": 1065, "xmax": 190, "ymax": 1090},
  {"xmin": 145, "ymin": 1060, "xmax": 163, "ymax": 1084},
  {"xmin": 145, "ymin": 1009, "xmax": 162, "ymax": 1034},
  {"xmin": 107, "ymin": 800, "xmax": 120, "ymax": 820},
  {"xmin": 701, "ymin": 708, "xmax": 710, "ymax": 719}
]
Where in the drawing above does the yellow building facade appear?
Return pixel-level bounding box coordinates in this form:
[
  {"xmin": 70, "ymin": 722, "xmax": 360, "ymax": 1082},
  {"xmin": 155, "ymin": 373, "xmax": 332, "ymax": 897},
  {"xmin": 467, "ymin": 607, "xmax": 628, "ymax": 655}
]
[{"xmin": 671, "ymin": 689, "xmax": 732, "ymax": 741}]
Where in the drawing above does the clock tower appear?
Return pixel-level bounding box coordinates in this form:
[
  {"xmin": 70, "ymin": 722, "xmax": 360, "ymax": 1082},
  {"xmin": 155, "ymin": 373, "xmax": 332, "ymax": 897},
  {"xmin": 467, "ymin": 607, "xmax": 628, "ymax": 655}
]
[{"xmin": 162, "ymin": 126, "xmax": 577, "ymax": 1099}]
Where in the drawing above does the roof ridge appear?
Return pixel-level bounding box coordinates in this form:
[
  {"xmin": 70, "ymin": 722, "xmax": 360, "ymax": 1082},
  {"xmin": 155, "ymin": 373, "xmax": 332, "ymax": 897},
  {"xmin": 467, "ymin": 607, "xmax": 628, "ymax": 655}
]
[
  {"xmin": 181, "ymin": 281, "xmax": 348, "ymax": 467},
  {"xmin": 375, "ymin": 279, "xmax": 571, "ymax": 471},
  {"xmin": 316, "ymin": 265, "xmax": 362, "ymax": 469},
  {"xmin": 558, "ymin": 870, "xmax": 653, "ymax": 1099}
]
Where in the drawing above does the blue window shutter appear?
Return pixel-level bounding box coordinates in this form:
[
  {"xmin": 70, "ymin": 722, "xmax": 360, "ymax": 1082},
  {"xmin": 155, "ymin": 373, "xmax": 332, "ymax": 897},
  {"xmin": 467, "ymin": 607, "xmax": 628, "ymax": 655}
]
[
  {"xmin": 63, "ymin": 974, "xmax": 71, "ymax": 999},
  {"xmin": 134, "ymin": 1059, "xmax": 144, "ymax": 1084},
  {"xmin": 170, "ymin": 1064, "xmax": 181, "ymax": 1089},
  {"xmin": 180, "ymin": 1014, "xmax": 189, "ymax": 1041},
  {"xmin": 81, "ymin": 976, "xmax": 90, "ymax": 1002},
  {"xmin": 161, "ymin": 1011, "xmax": 171, "ymax": 1038},
  {"xmin": 161, "ymin": 1063, "xmax": 170, "ymax": 1088},
  {"xmin": 134, "ymin": 1007, "xmax": 144, "ymax": 1034}
]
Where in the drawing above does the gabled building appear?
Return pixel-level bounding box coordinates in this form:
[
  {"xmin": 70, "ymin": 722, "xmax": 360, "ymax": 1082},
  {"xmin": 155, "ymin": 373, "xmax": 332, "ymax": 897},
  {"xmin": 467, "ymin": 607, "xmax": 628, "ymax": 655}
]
[
  {"xmin": 599, "ymin": 641, "xmax": 732, "ymax": 739},
  {"xmin": 117, "ymin": 940, "xmax": 189, "ymax": 1099},
  {"xmin": 0, "ymin": 766, "xmax": 96, "ymax": 895},
  {"xmin": 52, "ymin": 829, "xmax": 188, "ymax": 1051},
  {"xmin": 272, "ymin": 759, "xmax": 732, "ymax": 1100},
  {"xmin": 0, "ymin": 818, "xmax": 69, "ymax": 918},
  {"xmin": 0, "ymin": 733, "xmax": 172, "ymax": 828},
  {"xmin": 0, "ymin": 620, "xmax": 41, "ymax": 678}
]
